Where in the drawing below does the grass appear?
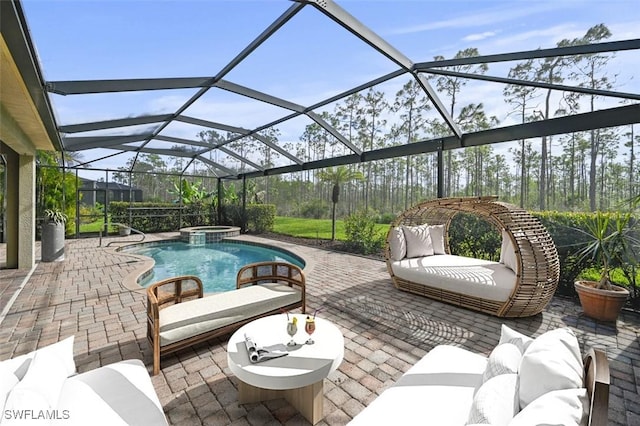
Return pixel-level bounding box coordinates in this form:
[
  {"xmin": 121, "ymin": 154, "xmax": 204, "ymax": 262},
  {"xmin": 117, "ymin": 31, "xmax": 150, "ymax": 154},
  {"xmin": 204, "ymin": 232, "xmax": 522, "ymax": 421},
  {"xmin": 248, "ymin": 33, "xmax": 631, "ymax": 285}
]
[
  {"xmin": 273, "ymin": 216, "xmax": 389, "ymax": 241},
  {"xmin": 578, "ymin": 267, "xmax": 639, "ymax": 287}
]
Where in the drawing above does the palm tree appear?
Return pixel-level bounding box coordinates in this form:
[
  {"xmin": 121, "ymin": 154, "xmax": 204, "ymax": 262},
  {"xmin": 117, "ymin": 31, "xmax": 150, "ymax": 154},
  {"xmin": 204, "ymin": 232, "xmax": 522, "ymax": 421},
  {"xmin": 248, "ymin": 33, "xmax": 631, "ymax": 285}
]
[{"xmin": 317, "ymin": 166, "xmax": 364, "ymax": 241}]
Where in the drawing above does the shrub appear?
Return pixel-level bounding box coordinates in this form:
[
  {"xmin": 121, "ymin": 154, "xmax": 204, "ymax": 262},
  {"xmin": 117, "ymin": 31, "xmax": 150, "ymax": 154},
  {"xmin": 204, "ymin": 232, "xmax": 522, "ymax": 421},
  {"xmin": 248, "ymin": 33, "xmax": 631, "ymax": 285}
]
[
  {"xmin": 448, "ymin": 213, "xmax": 501, "ymax": 261},
  {"xmin": 376, "ymin": 212, "xmax": 397, "ymax": 224},
  {"xmin": 344, "ymin": 209, "xmax": 385, "ymax": 255},
  {"xmin": 246, "ymin": 204, "xmax": 276, "ymax": 233},
  {"xmin": 300, "ymin": 199, "xmax": 326, "ymax": 219}
]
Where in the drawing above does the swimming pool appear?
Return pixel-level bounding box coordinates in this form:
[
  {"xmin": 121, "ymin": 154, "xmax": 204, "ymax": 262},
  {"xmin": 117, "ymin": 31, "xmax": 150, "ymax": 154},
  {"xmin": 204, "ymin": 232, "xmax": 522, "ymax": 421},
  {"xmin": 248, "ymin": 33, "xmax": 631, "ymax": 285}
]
[{"xmin": 128, "ymin": 241, "xmax": 305, "ymax": 293}]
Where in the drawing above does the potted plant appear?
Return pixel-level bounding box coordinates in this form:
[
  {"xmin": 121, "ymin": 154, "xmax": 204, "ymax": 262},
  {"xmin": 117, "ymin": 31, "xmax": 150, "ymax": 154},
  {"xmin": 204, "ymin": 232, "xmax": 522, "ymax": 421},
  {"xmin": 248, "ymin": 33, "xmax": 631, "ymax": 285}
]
[
  {"xmin": 574, "ymin": 203, "xmax": 638, "ymax": 322},
  {"xmin": 41, "ymin": 208, "xmax": 68, "ymax": 262}
]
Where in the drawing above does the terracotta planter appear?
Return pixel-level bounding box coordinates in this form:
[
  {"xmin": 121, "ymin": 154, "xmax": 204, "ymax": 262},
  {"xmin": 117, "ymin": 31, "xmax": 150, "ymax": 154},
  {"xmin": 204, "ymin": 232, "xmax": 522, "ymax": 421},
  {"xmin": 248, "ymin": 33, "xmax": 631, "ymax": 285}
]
[{"xmin": 574, "ymin": 280, "xmax": 629, "ymax": 322}]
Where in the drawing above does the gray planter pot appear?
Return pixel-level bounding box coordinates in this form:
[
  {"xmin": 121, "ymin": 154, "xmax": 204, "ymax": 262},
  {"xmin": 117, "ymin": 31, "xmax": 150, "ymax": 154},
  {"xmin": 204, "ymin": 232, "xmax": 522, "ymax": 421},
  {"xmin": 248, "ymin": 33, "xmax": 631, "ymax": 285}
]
[{"xmin": 41, "ymin": 221, "xmax": 65, "ymax": 262}]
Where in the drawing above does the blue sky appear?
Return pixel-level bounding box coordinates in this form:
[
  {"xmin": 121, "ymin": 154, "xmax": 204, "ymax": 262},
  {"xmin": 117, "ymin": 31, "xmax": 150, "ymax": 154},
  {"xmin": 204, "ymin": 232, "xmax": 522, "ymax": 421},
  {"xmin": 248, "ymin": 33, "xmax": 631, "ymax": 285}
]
[{"xmin": 20, "ymin": 0, "xmax": 640, "ymax": 175}]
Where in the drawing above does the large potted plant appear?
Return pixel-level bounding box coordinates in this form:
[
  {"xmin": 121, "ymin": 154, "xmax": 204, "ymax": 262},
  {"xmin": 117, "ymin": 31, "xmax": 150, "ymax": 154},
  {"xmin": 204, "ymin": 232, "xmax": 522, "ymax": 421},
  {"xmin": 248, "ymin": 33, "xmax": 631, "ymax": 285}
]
[
  {"xmin": 41, "ymin": 208, "xmax": 68, "ymax": 262},
  {"xmin": 574, "ymin": 204, "xmax": 637, "ymax": 322}
]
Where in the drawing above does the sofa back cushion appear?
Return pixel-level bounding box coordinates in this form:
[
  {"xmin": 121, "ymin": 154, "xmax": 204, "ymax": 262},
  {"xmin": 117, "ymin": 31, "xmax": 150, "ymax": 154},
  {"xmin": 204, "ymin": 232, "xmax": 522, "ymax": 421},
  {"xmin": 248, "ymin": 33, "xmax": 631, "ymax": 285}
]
[
  {"xmin": 388, "ymin": 227, "xmax": 406, "ymax": 261},
  {"xmin": 483, "ymin": 342, "xmax": 522, "ymax": 382},
  {"xmin": 510, "ymin": 388, "xmax": 589, "ymax": 426},
  {"xmin": 518, "ymin": 328, "xmax": 584, "ymax": 409},
  {"xmin": 467, "ymin": 373, "xmax": 519, "ymax": 426},
  {"xmin": 428, "ymin": 225, "xmax": 446, "ymax": 255},
  {"xmin": 403, "ymin": 224, "xmax": 434, "ymax": 258},
  {"xmin": 499, "ymin": 230, "xmax": 518, "ymax": 273}
]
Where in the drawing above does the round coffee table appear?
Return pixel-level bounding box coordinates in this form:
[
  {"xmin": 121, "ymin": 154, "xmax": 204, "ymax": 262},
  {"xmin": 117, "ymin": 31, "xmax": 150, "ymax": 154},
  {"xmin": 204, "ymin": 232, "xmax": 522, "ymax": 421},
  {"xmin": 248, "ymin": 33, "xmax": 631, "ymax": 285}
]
[{"xmin": 227, "ymin": 313, "xmax": 344, "ymax": 425}]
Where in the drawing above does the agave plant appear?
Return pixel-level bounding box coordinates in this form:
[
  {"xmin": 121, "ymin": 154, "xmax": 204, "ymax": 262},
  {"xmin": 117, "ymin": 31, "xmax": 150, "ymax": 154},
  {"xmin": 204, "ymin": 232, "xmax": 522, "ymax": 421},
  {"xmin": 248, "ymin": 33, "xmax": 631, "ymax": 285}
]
[
  {"xmin": 44, "ymin": 208, "xmax": 68, "ymax": 225},
  {"xmin": 576, "ymin": 203, "xmax": 638, "ymax": 290}
]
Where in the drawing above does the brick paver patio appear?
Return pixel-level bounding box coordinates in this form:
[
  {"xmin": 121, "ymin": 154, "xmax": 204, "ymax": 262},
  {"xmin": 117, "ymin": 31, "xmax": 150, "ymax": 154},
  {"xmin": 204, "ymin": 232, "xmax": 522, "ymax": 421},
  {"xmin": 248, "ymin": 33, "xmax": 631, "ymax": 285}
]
[{"xmin": 1, "ymin": 234, "xmax": 639, "ymax": 425}]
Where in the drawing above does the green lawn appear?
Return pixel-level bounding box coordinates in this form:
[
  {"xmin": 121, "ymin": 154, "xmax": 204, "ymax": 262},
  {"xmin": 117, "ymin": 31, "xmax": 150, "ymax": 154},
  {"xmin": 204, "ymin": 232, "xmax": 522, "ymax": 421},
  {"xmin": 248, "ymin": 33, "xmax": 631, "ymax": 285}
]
[{"xmin": 273, "ymin": 216, "xmax": 389, "ymax": 241}]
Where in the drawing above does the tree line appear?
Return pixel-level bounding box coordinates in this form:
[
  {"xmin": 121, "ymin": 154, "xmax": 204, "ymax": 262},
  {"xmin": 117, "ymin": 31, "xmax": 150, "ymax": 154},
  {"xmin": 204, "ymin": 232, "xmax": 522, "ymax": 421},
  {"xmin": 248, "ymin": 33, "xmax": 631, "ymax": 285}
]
[{"xmin": 112, "ymin": 23, "xmax": 638, "ymax": 218}]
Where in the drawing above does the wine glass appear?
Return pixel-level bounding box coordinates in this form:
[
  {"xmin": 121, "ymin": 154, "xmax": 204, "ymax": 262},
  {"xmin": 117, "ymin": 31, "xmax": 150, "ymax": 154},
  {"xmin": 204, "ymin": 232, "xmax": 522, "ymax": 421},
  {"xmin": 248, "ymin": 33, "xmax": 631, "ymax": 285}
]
[
  {"xmin": 304, "ymin": 316, "xmax": 316, "ymax": 345},
  {"xmin": 286, "ymin": 317, "xmax": 298, "ymax": 346}
]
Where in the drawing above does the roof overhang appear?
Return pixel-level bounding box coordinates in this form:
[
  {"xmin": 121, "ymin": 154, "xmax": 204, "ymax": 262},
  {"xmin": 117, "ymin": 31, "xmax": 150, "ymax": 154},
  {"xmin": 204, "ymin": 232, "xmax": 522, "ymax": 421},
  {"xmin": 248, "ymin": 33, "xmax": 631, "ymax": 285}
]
[{"xmin": 0, "ymin": 0, "xmax": 61, "ymax": 155}]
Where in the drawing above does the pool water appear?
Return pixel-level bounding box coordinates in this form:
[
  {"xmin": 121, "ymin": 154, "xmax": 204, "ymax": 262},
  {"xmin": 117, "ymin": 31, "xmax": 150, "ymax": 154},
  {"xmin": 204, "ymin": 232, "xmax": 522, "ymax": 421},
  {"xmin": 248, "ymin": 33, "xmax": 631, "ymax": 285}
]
[{"xmin": 133, "ymin": 241, "xmax": 304, "ymax": 293}]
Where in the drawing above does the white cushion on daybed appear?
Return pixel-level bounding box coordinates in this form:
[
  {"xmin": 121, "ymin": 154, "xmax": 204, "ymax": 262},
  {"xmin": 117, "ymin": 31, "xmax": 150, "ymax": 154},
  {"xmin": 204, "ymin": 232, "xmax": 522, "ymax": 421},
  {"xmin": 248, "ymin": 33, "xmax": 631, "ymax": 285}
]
[
  {"xmin": 388, "ymin": 227, "xmax": 407, "ymax": 261},
  {"xmin": 348, "ymin": 345, "xmax": 487, "ymax": 426},
  {"xmin": 390, "ymin": 254, "xmax": 517, "ymax": 302},
  {"xmin": 159, "ymin": 282, "xmax": 302, "ymax": 346},
  {"xmin": 500, "ymin": 230, "xmax": 518, "ymax": 273},
  {"xmin": 402, "ymin": 224, "xmax": 434, "ymax": 257}
]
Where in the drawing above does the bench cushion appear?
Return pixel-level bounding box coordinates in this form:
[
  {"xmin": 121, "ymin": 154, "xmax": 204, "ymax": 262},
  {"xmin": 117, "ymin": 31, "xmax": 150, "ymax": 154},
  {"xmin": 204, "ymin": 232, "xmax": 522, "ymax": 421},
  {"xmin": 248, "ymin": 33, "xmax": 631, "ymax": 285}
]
[
  {"xmin": 390, "ymin": 254, "xmax": 517, "ymax": 302},
  {"xmin": 348, "ymin": 345, "xmax": 487, "ymax": 425},
  {"xmin": 159, "ymin": 283, "xmax": 302, "ymax": 346}
]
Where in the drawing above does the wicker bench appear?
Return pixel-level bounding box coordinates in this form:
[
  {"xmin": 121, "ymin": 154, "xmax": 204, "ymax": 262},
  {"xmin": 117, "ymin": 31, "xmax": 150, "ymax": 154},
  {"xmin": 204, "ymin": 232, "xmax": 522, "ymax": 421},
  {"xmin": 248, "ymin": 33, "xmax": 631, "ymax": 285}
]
[
  {"xmin": 386, "ymin": 196, "xmax": 560, "ymax": 318},
  {"xmin": 146, "ymin": 262, "xmax": 306, "ymax": 375}
]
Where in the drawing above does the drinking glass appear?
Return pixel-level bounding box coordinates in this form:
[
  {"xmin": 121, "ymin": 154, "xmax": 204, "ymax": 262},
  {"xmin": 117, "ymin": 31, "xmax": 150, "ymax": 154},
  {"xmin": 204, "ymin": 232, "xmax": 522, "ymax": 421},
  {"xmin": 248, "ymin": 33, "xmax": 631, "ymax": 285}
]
[
  {"xmin": 304, "ymin": 316, "xmax": 316, "ymax": 345},
  {"xmin": 286, "ymin": 317, "xmax": 298, "ymax": 346}
]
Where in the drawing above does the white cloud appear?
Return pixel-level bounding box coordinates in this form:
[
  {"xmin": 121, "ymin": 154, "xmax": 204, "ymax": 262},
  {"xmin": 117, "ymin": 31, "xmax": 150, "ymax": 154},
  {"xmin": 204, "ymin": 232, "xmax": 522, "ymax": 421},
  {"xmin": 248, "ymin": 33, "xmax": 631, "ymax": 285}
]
[
  {"xmin": 463, "ymin": 31, "xmax": 499, "ymax": 42},
  {"xmin": 389, "ymin": 3, "xmax": 566, "ymax": 35}
]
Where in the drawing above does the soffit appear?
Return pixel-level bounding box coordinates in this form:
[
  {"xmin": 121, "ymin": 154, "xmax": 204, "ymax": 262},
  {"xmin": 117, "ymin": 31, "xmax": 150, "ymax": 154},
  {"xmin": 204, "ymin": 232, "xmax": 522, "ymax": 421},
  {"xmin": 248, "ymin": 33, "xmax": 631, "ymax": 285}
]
[{"xmin": 0, "ymin": 35, "xmax": 54, "ymax": 154}]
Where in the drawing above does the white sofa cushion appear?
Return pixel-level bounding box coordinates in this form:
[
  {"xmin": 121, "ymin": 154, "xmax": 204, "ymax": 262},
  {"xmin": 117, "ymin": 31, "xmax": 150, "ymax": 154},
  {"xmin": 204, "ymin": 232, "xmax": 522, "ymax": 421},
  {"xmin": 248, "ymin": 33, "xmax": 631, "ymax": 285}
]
[
  {"xmin": 403, "ymin": 224, "xmax": 434, "ymax": 258},
  {"xmin": 518, "ymin": 328, "xmax": 584, "ymax": 409},
  {"xmin": 0, "ymin": 335, "xmax": 75, "ymax": 381},
  {"xmin": 58, "ymin": 359, "xmax": 168, "ymax": 426},
  {"xmin": 3, "ymin": 349, "xmax": 69, "ymax": 423},
  {"xmin": 0, "ymin": 366, "xmax": 19, "ymax": 413},
  {"xmin": 467, "ymin": 373, "xmax": 518, "ymax": 426},
  {"xmin": 483, "ymin": 342, "xmax": 522, "ymax": 382},
  {"xmin": 159, "ymin": 283, "xmax": 302, "ymax": 346},
  {"xmin": 348, "ymin": 345, "xmax": 487, "ymax": 426},
  {"xmin": 498, "ymin": 324, "xmax": 533, "ymax": 353},
  {"xmin": 391, "ymin": 254, "xmax": 517, "ymax": 302},
  {"xmin": 429, "ymin": 225, "xmax": 446, "ymax": 255},
  {"xmin": 499, "ymin": 230, "xmax": 518, "ymax": 273},
  {"xmin": 509, "ymin": 388, "xmax": 589, "ymax": 426},
  {"xmin": 388, "ymin": 227, "xmax": 407, "ymax": 261}
]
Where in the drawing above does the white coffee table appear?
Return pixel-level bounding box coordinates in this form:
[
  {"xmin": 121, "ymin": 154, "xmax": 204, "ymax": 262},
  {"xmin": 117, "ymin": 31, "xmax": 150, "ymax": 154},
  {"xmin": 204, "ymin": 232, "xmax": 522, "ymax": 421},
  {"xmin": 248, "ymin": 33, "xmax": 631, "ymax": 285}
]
[{"xmin": 227, "ymin": 313, "xmax": 344, "ymax": 425}]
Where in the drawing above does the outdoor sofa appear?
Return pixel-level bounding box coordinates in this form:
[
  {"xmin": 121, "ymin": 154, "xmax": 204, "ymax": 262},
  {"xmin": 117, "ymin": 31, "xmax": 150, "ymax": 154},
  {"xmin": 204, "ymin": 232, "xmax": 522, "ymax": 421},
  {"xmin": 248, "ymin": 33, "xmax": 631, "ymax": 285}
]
[
  {"xmin": 0, "ymin": 336, "xmax": 168, "ymax": 425},
  {"xmin": 146, "ymin": 261, "xmax": 306, "ymax": 375},
  {"xmin": 386, "ymin": 196, "xmax": 560, "ymax": 317},
  {"xmin": 348, "ymin": 325, "xmax": 609, "ymax": 426}
]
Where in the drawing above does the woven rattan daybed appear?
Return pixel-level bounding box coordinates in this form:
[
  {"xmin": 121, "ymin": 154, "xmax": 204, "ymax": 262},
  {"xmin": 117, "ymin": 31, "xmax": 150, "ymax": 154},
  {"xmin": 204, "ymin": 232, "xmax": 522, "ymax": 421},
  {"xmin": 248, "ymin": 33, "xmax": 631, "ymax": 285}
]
[{"xmin": 385, "ymin": 196, "xmax": 559, "ymax": 318}]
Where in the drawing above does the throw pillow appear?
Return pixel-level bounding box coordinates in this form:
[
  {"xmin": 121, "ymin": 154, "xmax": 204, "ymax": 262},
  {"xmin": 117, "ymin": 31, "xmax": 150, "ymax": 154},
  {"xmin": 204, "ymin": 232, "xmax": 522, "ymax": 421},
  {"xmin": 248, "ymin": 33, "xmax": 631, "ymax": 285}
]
[
  {"xmin": 3, "ymin": 349, "xmax": 70, "ymax": 425},
  {"xmin": 509, "ymin": 388, "xmax": 589, "ymax": 426},
  {"xmin": 482, "ymin": 342, "xmax": 522, "ymax": 382},
  {"xmin": 499, "ymin": 230, "xmax": 518, "ymax": 273},
  {"xmin": 10, "ymin": 349, "xmax": 69, "ymax": 408},
  {"xmin": 35, "ymin": 335, "xmax": 76, "ymax": 377},
  {"xmin": 388, "ymin": 227, "xmax": 407, "ymax": 261},
  {"xmin": 0, "ymin": 366, "xmax": 19, "ymax": 413},
  {"xmin": 518, "ymin": 328, "xmax": 584, "ymax": 410},
  {"xmin": 428, "ymin": 225, "xmax": 446, "ymax": 255},
  {"xmin": 467, "ymin": 373, "xmax": 518, "ymax": 426},
  {"xmin": 402, "ymin": 224, "xmax": 434, "ymax": 258},
  {"xmin": 498, "ymin": 324, "xmax": 533, "ymax": 354},
  {"xmin": 2, "ymin": 388, "xmax": 50, "ymax": 425},
  {"xmin": 0, "ymin": 335, "xmax": 76, "ymax": 381}
]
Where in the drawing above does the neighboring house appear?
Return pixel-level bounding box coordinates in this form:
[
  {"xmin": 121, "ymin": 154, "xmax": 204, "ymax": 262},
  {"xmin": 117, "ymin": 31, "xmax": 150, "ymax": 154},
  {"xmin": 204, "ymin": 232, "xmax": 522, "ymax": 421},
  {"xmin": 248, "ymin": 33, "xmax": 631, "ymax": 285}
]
[{"xmin": 79, "ymin": 178, "xmax": 143, "ymax": 206}]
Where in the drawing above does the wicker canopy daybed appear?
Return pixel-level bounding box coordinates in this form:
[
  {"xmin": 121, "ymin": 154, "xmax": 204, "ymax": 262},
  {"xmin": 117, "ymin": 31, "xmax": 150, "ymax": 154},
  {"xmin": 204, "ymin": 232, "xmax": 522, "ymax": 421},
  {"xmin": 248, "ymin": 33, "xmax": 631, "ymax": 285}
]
[{"xmin": 385, "ymin": 196, "xmax": 559, "ymax": 318}]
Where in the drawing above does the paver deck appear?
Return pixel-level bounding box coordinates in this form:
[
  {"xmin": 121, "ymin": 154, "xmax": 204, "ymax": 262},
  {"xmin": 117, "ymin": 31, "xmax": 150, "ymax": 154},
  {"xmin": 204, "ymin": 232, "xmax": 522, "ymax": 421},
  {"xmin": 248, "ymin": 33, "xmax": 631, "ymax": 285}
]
[{"xmin": 1, "ymin": 233, "xmax": 639, "ymax": 425}]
